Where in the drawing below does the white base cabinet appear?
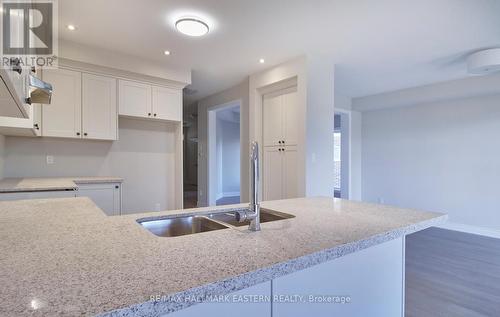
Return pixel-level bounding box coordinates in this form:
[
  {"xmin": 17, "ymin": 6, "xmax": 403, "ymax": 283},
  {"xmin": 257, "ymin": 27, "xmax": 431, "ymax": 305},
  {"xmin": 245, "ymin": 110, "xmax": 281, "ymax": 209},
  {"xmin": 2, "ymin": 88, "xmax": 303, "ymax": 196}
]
[
  {"xmin": 263, "ymin": 145, "xmax": 298, "ymax": 201},
  {"xmin": 0, "ymin": 190, "xmax": 76, "ymax": 201},
  {"xmin": 76, "ymin": 182, "xmax": 122, "ymax": 216},
  {"xmin": 164, "ymin": 238, "xmax": 404, "ymax": 317}
]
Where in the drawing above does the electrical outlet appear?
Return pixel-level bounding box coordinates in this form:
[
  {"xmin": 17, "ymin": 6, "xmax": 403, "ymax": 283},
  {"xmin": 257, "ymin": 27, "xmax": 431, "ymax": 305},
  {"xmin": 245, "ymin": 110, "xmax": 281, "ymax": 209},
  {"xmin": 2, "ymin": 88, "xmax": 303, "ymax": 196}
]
[
  {"xmin": 199, "ymin": 190, "xmax": 203, "ymax": 197},
  {"xmin": 155, "ymin": 203, "xmax": 161, "ymax": 211},
  {"xmin": 46, "ymin": 155, "xmax": 54, "ymax": 165}
]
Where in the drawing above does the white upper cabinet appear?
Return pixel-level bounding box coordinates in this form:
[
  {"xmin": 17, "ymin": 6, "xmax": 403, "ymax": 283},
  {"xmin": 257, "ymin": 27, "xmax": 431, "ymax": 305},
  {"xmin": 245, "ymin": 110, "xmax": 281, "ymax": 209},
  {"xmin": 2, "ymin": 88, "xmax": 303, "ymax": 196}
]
[
  {"xmin": 118, "ymin": 79, "xmax": 182, "ymax": 122},
  {"xmin": 42, "ymin": 68, "xmax": 82, "ymax": 138},
  {"xmin": 283, "ymin": 90, "xmax": 299, "ymax": 146},
  {"xmin": 152, "ymin": 86, "xmax": 182, "ymax": 121},
  {"xmin": 262, "ymin": 86, "xmax": 299, "ymax": 147},
  {"xmin": 82, "ymin": 73, "xmax": 117, "ymax": 140},
  {"xmin": 118, "ymin": 80, "xmax": 151, "ymax": 118},
  {"xmin": 263, "ymin": 93, "xmax": 283, "ymax": 146},
  {"xmin": 42, "ymin": 68, "xmax": 118, "ymax": 141}
]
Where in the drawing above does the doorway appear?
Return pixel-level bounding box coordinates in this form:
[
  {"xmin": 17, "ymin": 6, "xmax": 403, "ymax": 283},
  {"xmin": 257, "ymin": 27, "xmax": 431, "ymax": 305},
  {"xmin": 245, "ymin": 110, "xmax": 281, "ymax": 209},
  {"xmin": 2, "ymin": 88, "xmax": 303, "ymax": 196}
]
[
  {"xmin": 207, "ymin": 102, "xmax": 241, "ymax": 206},
  {"xmin": 334, "ymin": 111, "xmax": 350, "ymax": 198},
  {"xmin": 183, "ymin": 104, "xmax": 199, "ymax": 208}
]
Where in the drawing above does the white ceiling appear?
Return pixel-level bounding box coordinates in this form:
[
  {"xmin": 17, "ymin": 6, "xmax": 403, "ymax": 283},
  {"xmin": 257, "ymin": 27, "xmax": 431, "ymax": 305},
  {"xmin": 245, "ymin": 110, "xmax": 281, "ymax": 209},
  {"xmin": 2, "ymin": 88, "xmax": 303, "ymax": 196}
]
[{"xmin": 59, "ymin": 0, "xmax": 500, "ymax": 104}]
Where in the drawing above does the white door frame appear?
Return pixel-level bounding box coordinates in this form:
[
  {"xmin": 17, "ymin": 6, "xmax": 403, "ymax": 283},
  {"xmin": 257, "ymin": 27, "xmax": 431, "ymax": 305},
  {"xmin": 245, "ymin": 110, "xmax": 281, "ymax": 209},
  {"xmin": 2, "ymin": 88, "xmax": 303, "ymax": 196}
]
[
  {"xmin": 207, "ymin": 100, "xmax": 242, "ymax": 206},
  {"xmin": 335, "ymin": 109, "xmax": 351, "ymax": 199}
]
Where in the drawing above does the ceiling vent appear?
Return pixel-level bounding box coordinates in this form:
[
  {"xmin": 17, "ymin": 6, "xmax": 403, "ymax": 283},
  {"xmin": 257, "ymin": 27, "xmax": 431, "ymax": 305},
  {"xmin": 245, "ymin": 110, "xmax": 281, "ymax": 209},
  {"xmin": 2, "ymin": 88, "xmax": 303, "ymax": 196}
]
[{"xmin": 467, "ymin": 48, "xmax": 500, "ymax": 75}]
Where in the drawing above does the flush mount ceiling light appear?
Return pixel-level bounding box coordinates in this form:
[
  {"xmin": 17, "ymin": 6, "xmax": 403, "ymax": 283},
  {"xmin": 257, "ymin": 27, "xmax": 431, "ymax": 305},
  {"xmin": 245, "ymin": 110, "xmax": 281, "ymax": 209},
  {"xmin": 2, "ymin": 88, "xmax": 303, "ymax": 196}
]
[
  {"xmin": 67, "ymin": 24, "xmax": 77, "ymax": 31},
  {"xmin": 259, "ymin": 58, "xmax": 265, "ymax": 64},
  {"xmin": 175, "ymin": 17, "xmax": 209, "ymax": 37},
  {"xmin": 164, "ymin": 50, "xmax": 171, "ymax": 56},
  {"xmin": 467, "ymin": 48, "xmax": 500, "ymax": 75}
]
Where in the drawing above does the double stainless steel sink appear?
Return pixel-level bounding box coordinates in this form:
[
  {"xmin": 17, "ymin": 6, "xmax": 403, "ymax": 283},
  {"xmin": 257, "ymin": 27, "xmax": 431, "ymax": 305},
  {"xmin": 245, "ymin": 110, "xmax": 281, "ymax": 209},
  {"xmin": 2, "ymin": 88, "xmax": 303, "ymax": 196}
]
[{"xmin": 138, "ymin": 209, "xmax": 294, "ymax": 238}]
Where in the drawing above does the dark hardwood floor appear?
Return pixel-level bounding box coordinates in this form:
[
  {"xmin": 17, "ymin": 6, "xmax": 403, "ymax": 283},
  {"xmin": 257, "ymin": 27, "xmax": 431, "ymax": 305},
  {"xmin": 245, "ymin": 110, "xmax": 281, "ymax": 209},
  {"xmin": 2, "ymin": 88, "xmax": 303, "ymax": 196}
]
[
  {"xmin": 406, "ymin": 227, "xmax": 500, "ymax": 317},
  {"xmin": 216, "ymin": 196, "xmax": 240, "ymax": 206}
]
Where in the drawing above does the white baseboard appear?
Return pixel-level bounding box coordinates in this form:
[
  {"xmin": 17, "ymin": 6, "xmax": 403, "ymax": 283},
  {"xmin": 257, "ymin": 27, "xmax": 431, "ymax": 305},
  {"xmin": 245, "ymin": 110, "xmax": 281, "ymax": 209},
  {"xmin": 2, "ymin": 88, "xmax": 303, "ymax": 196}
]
[
  {"xmin": 222, "ymin": 191, "xmax": 240, "ymax": 197},
  {"xmin": 215, "ymin": 192, "xmax": 240, "ymax": 200},
  {"xmin": 436, "ymin": 222, "xmax": 500, "ymax": 239}
]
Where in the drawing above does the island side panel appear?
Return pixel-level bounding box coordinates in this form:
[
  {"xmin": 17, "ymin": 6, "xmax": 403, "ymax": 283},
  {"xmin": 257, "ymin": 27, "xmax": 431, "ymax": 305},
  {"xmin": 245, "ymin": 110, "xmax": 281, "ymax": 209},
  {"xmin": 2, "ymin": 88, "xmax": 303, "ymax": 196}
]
[{"xmin": 272, "ymin": 237, "xmax": 405, "ymax": 317}]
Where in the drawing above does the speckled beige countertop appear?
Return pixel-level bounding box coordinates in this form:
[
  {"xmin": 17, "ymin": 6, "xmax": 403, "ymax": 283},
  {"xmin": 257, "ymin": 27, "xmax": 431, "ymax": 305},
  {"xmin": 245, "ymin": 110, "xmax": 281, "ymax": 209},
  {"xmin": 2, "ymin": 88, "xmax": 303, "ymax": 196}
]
[
  {"xmin": 0, "ymin": 197, "xmax": 446, "ymax": 317},
  {"xmin": 0, "ymin": 177, "xmax": 124, "ymax": 193}
]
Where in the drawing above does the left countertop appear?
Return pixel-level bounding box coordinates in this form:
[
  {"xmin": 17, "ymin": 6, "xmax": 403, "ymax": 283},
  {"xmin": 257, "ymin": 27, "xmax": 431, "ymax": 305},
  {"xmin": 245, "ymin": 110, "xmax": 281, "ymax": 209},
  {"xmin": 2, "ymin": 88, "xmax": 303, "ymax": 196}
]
[{"xmin": 0, "ymin": 177, "xmax": 124, "ymax": 193}]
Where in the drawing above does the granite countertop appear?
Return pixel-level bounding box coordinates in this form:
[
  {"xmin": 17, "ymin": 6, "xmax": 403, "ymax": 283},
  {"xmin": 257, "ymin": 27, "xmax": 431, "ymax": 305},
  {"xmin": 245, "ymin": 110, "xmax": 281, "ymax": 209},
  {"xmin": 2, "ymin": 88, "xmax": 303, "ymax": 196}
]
[
  {"xmin": 0, "ymin": 197, "xmax": 446, "ymax": 316},
  {"xmin": 0, "ymin": 177, "xmax": 124, "ymax": 193}
]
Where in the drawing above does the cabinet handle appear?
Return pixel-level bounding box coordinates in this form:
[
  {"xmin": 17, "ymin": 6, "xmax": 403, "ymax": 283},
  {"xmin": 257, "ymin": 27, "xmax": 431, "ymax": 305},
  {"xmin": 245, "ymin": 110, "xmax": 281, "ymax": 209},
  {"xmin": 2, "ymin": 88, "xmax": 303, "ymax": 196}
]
[
  {"xmin": 84, "ymin": 132, "xmax": 88, "ymax": 136},
  {"xmin": 154, "ymin": 113, "xmax": 157, "ymax": 117},
  {"xmin": 148, "ymin": 113, "xmax": 151, "ymax": 116},
  {"xmin": 282, "ymin": 140, "xmax": 285, "ymax": 144},
  {"xmin": 76, "ymin": 132, "xmax": 80, "ymax": 136},
  {"xmin": 278, "ymin": 141, "xmax": 282, "ymax": 144},
  {"xmin": 34, "ymin": 123, "xmax": 39, "ymax": 130},
  {"xmin": 115, "ymin": 185, "xmax": 119, "ymax": 189}
]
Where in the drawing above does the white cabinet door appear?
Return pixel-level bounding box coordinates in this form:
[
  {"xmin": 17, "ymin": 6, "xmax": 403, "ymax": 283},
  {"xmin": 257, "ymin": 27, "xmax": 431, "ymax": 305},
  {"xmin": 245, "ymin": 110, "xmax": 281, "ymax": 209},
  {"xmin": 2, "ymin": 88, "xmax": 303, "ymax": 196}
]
[
  {"xmin": 152, "ymin": 86, "xmax": 182, "ymax": 121},
  {"xmin": 118, "ymin": 80, "xmax": 151, "ymax": 118},
  {"xmin": 77, "ymin": 183, "xmax": 121, "ymax": 216},
  {"xmin": 282, "ymin": 89, "xmax": 299, "ymax": 146},
  {"xmin": 82, "ymin": 73, "xmax": 117, "ymax": 140},
  {"xmin": 283, "ymin": 146, "xmax": 298, "ymax": 199},
  {"xmin": 263, "ymin": 93, "xmax": 283, "ymax": 147},
  {"xmin": 263, "ymin": 146, "xmax": 283, "ymax": 201},
  {"xmin": 42, "ymin": 68, "xmax": 82, "ymax": 138}
]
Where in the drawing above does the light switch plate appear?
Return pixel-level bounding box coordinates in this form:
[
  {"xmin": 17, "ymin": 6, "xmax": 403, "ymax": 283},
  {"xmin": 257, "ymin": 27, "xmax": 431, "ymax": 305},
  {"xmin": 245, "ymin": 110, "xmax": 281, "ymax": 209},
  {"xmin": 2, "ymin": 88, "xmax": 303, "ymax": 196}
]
[{"xmin": 46, "ymin": 155, "xmax": 54, "ymax": 165}]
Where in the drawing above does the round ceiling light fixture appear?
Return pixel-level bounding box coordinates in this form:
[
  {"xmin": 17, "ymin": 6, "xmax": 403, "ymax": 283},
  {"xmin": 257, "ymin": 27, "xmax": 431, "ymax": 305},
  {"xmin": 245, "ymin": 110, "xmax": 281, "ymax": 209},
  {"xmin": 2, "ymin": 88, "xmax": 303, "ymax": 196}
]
[
  {"xmin": 467, "ymin": 48, "xmax": 500, "ymax": 75},
  {"xmin": 175, "ymin": 17, "xmax": 209, "ymax": 37}
]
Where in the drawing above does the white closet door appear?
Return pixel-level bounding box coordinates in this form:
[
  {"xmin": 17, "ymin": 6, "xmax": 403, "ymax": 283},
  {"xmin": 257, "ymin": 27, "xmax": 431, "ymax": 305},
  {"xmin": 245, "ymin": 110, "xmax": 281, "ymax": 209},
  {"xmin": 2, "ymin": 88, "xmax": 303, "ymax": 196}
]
[
  {"xmin": 82, "ymin": 73, "xmax": 117, "ymax": 140},
  {"xmin": 263, "ymin": 93, "xmax": 283, "ymax": 146},
  {"xmin": 152, "ymin": 86, "xmax": 182, "ymax": 121},
  {"xmin": 118, "ymin": 80, "xmax": 151, "ymax": 118},
  {"xmin": 42, "ymin": 68, "xmax": 82, "ymax": 138},
  {"xmin": 283, "ymin": 89, "xmax": 299, "ymax": 146},
  {"xmin": 283, "ymin": 146, "xmax": 298, "ymax": 199},
  {"xmin": 263, "ymin": 146, "xmax": 283, "ymax": 201}
]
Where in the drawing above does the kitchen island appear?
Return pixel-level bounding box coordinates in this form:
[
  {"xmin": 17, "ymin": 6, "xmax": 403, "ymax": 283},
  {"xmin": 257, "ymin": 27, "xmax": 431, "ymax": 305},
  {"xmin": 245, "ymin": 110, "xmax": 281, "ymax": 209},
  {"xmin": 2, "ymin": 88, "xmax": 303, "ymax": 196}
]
[{"xmin": 0, "ymin": 197, "xmax": 446, "ymax": 316}]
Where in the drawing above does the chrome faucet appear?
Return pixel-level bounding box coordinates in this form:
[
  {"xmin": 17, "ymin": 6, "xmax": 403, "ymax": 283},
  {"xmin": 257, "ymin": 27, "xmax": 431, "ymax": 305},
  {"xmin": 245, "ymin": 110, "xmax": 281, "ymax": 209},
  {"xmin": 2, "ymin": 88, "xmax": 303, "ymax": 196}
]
[{"xmin": 235, "ymin": 141, "xmax": 261, "ymax": 231}]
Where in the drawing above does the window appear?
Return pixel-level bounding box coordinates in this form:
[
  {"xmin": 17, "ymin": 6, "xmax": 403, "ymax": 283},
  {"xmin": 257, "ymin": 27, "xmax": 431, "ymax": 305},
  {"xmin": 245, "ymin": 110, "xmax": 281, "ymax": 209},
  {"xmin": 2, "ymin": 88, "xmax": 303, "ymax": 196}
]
[{"xmin": 334, "ymin": 130, "xmax": 341, "ymax": 197}]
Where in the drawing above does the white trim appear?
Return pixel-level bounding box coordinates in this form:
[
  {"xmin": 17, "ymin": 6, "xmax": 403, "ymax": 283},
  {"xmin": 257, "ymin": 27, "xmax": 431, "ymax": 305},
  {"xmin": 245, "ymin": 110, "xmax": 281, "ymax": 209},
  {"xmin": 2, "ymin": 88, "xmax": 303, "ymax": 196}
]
[
  {"xmin": 437, "ymin": 222, "xmax": 500, "ymax": 239},
  {"xmin": 335, "ymin": 108, "xmax": 352, "ymax": 199}
]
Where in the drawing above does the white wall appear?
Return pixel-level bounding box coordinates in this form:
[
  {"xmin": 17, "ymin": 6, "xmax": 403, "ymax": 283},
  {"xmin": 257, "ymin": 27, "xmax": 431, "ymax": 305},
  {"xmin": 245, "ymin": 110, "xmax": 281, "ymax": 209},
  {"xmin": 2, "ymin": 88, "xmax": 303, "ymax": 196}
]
[
  {"xmin": 3, "ymin": 118, "xmax": 177, "ymax": 213},
  {"xmin": 198, "ymin": 79, "xmax": 249, "ymax": 206},
  {"xmin": 60, "ymin": 40, "xmax": 191, "ymax": 85},
  {"xmin": 305, "ymin": 55, "xmax": 336, "ymax": 196},
  {"xmin": 361, "ymin": 93, "xmax": 500, "ymax": 232}
]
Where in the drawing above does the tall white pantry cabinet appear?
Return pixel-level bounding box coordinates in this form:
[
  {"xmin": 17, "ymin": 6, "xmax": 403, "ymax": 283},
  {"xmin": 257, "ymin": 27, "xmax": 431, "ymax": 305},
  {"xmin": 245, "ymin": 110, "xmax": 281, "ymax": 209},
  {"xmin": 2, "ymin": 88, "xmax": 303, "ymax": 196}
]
[{"xmin": 262, "ymin": 87, "xmax": 299, "ymax": 201}]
